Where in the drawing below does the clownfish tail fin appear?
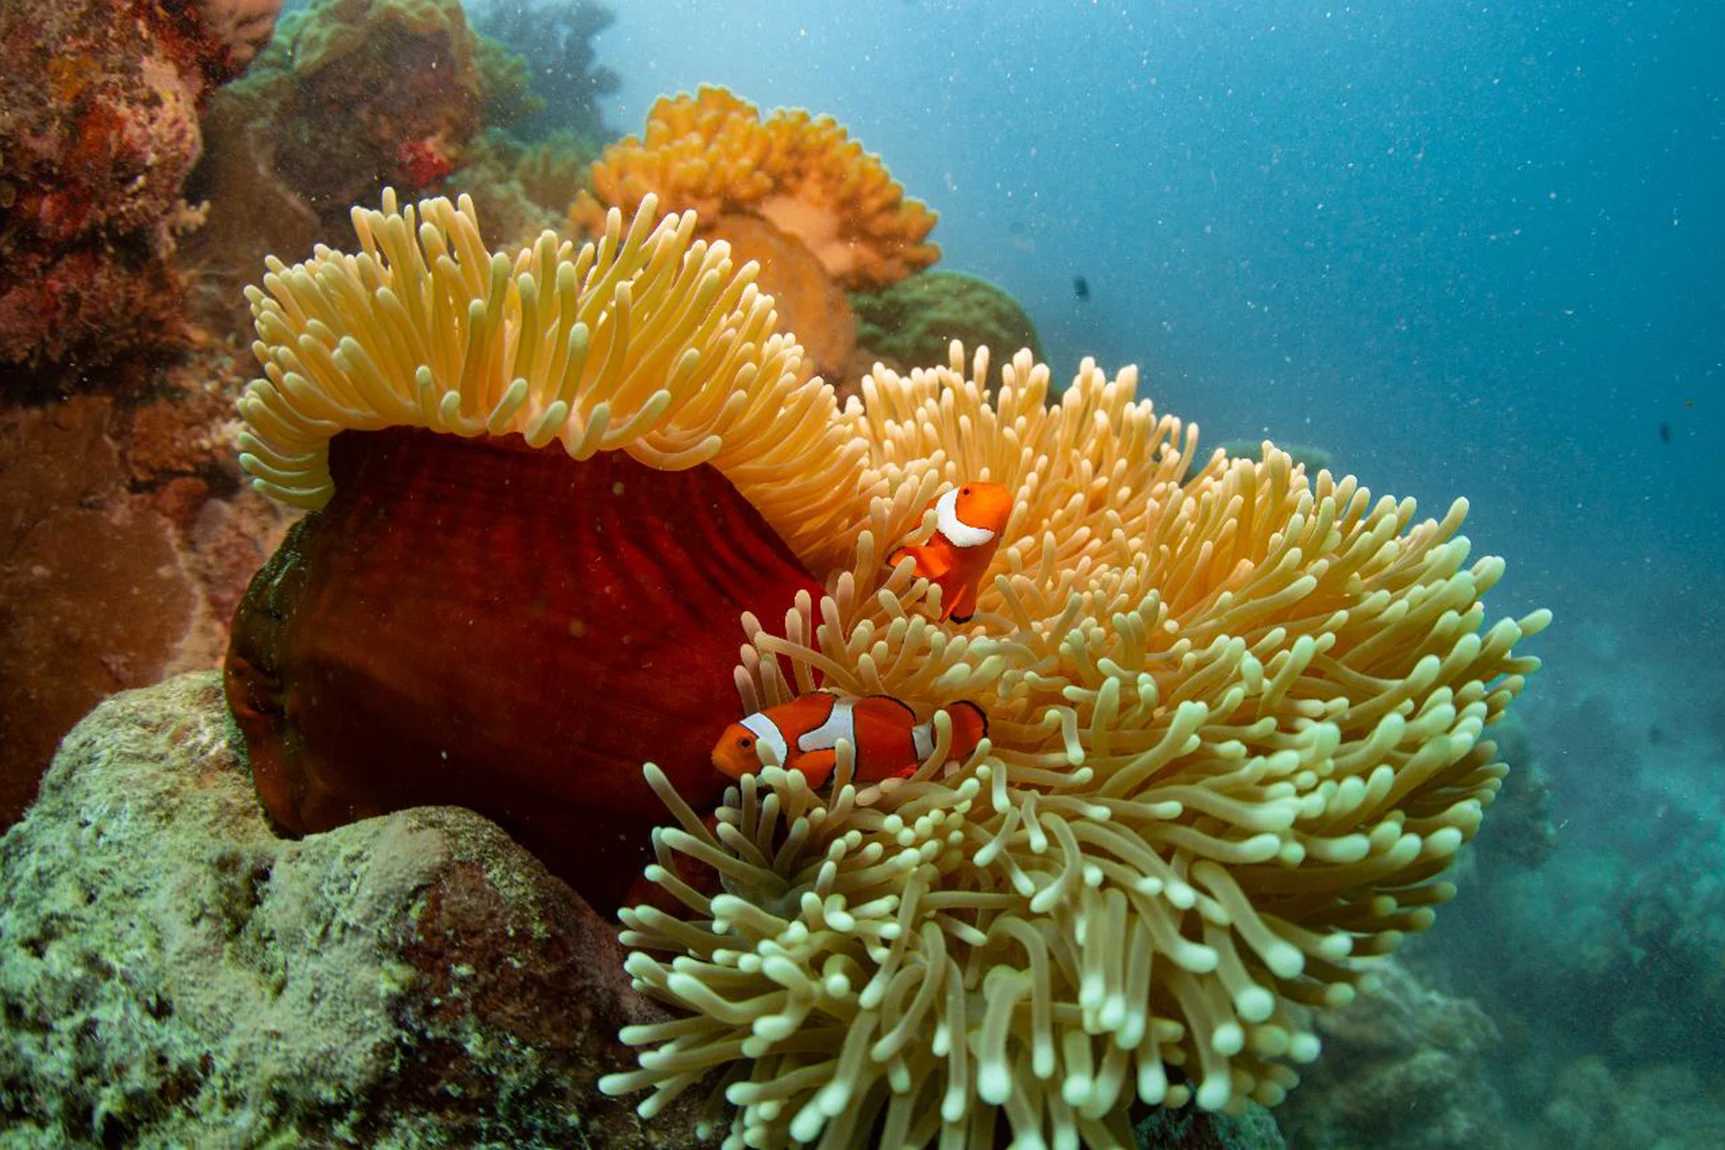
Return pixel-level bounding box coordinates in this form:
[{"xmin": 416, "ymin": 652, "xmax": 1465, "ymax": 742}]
[{"xmin": 946, "ymin": 701, "xmax": 988, "ymax": 758}]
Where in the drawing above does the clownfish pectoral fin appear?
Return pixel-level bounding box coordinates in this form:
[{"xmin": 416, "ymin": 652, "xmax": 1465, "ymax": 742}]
[
  {"xmin": 791, "ymin": 749, "xmax": 838, "ymax": 788},
  {"xmin": 890, "ymin": 542, "xmax": 955, "ymax": 582}
]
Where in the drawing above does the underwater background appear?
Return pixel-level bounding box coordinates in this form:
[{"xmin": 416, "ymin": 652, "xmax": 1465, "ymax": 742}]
[
  {"xmin": 595, "ymin": 5, "xmax": 1725, "ymax": 1139},
  {"xmin": 1, "ymin": 0, "xmax": 1720, "ymax": 1145}
]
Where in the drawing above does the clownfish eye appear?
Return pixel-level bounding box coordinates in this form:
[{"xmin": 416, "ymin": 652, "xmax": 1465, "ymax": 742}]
[
  {"xmin": 961, "ymin": 485, "xmax": 972, "ymax": 495},
  {"xmin": 739, "ymin": 736, "xmax": 753, "ymax": 749}
]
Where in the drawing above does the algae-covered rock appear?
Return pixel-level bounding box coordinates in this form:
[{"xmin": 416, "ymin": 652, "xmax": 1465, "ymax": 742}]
[
  {"xmin": 1136, "ymin": 1104, "xmax": 1286, "ymax": 1149},
  {"xmin": 850, "ymin": 270, "xmax": 1043, "ymax": 389},
  {"xmin": 1540, "ymin": 1057, "xmax": 1725, "ymax": 1148},
  {"xmin": 1274, "ymin": 961, "xmax": 1507, "ymax": 1150},
  {"xmin": 0, "ymin": 673, "xmax": 700, "ymax": 1147}
]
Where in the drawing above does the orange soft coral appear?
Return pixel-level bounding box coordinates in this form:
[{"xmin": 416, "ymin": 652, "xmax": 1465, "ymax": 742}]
[{"xmin": 572, "ymin": 85, "xmax": 939, "ymax": 290}]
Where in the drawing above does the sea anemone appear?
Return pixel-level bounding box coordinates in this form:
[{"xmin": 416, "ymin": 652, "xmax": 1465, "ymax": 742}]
[
  {"xmin": 572, "ymin": 85, "xmax": 940, "ymax": 292},
  {"xmin": 222, "ymin": 186, "xmax": 1545, "ymax": 1143},
  {"xmin": 231, "ymin": 189, "xmax": 855, "ymax": 543},
  {"xmin": 600, "ymin": 346, "xmax": 1549, "ymax": 1146},
  {"xmin": 223, "ymin": 191, "xmax": 862, "ymax": 909}
]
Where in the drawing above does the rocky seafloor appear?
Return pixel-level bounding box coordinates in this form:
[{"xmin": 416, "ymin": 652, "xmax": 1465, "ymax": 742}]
[
  {"xmin": 1, "ymin": 673, "xmax": 1307, "ymax": 1148},
  {"xmin": 0, "ymin": 672, "xmax": 702, "ymax": 1147}
]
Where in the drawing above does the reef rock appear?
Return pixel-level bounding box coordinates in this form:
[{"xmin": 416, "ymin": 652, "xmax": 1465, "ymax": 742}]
[
  {"xmin": 1539, "ymin": 1057, "xmax": 1725, "ymax": 1149},
  {"xmin": 0, "ymin": 673, "xmax": 699, "ymax": 1147},
  {"xmin": 0, "ymin": 346, "xmax": 289, "ymax": 832},
  {"xmin": 1274, "ymin": 960, "xmax": 1508, "ymax": 1150},
  {"xmin": 1467, "ymin": 709, "xmax": 1558, "ymax": 871},
  {"xmin": 0, "ymin": 397, "xmax": 198, "ymax": 826},
  {"xmin": 444, "ymin": 130, "xmax": 597, "ymax": 250},
  {"xmin": 1137, "ymin": 1106, "xmax": 1286, "ymax": 1150}
]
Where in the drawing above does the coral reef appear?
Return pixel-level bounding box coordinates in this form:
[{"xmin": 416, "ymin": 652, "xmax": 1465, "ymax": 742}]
[
  {"xmin": 0, "ymin": 398, "xmax": 195, "ymax": 822},
  {"xmin": 1606, "ymin": 821, "xmax": 1725, "ymax": 1063},
  {"xmin": 850, "ymin": 270, "xmax": 1044, "ymax": 393},
  {"xmin": 1414, "ymin": 658, "xmax": 1725, "ymax": 1141},
  {"xmin": 445, "ymin": 130, "xmax": 598, "ymax": 249},
  {"xmin": 0, "ymin": 0, "xmax": 248, "ymax": 382},
  {"xmin": 473, "ymin": 0, "xmax": 620, "ymax": 143},
  {"xmin": 1536, "ymin": 1058, "xmax": 1725, "ymax": 1149},
  {"xmin": 239, "ymin": 0, "xmax": 519, "ymax": 204},
  {"xmin": 473, "ymin": 31, "xmax": 546, "ymax": 135},
  {"xmin": 1463, "ymin": 710, "xmax": 1557, "ymax": 871},
  {"xmin": 0, "ymin": 672, "xmax": 700, "ymax": 1146},
  {"xmin": 1275, "ymin": 961, "xmax": 1508, "ymax": 1149},
  {"xmin": 188, "ymin": 0, "xmax": 284, "ymax": 82},
  {"xmin": 1138, "ymin": 1106, "xmax": 1284, "ymax": 1149},
  {"xmin": 714, "ymin": 212, "xmax": 856, "ymax": 387}
]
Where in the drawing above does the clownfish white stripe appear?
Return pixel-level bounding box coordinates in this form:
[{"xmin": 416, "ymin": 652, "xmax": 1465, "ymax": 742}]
[
  {"xmin": 741, "ymin": 712, "xmax": 789, "ymax": 767},
  {"xmin": 797, "ymin": 697, "xmax": 855, "ymax": 754},
  {"xmin": 911, "ymin": 723, "xmax": 934, "ymax": 760},
  {"xmin": 935, "ymin": 488, "xmax": 996, "ymax": 548}
]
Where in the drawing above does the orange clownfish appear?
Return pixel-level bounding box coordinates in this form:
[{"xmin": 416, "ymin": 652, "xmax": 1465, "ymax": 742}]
[
  {"xmin": 889, "ymin": 482, "xmax": 1013, "ymax": 623},
  {"xmin": 711, "ymin": 691, "xmax": 988, "ymax": 788}
]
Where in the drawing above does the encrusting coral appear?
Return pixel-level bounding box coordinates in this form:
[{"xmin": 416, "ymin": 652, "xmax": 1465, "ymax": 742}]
[
  {"xmin": 189, "ymin": 0, "xmax": 283, "ymax": 80},
  {"xmin": 850, "ymin": 269, "xmax": 1045, "ymax": 393},
  {"xmin": 227, "ymin": 190, "xmax": 1546, "ymax": 1146},
  {"xmin": 183, "ymin": 0, "xmax": 524, "ymax": 336}
]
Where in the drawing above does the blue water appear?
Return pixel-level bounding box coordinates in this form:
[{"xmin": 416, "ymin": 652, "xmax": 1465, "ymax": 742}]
[
  {"xmin": 505, "ymin": 1, "xmax": 1725, "ymax": 1142},
  {"xmin": 595, "ymin": 0, "xmax": 1724, "ymax": 626}
]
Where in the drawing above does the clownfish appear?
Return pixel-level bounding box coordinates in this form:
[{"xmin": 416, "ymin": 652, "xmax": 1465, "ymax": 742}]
[
  {"xmin": 889, "ymin": 482, "xmax": 1013, "ymax": 623},
  {"xmin": 711, "ymin": 691, "xmax": 988, "ymax": 788}
]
